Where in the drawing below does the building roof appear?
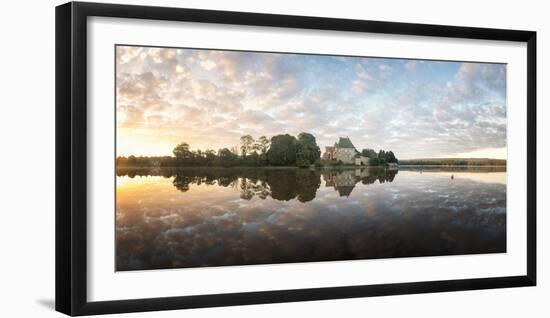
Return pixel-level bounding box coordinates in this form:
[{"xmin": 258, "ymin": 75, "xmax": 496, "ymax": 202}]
[
  {"xmin": 337, "ymin": 137, "xmax": 356, "ymax": 149},
  {"xmin": 325, "ymin": 146, "xmax": 334, "ymax": 151},
  {"xmin": 336, "ymin": 185, "xmax": 355, "ymax": 197}
]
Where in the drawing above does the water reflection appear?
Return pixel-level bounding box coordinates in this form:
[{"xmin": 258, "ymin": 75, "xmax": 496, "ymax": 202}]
[
  {"xmin": 117, "ymin": 167, "xmax": 399, "ymax": 201},
  {"xmin": 116, "ymin": 167, "xmax": 506, "ymax": 271}
]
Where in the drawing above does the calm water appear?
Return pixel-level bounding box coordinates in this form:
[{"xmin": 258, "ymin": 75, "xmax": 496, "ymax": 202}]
[{"xmin": 115, "ymin": 166, "xmax": 506, "ymax": 271}]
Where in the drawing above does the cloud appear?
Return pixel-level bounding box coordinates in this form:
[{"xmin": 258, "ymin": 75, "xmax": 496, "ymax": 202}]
[
  {"xmin": 117, "ymin": 46, "xmax": 143, "ymax": 65},
  {"xmin": 351, "ymin": 63, "xmax": 375, "ymax": 95},
  {"xmin": 116, "ymin": 45, "xmax": 507, "ymax": 159},
  {"xmin": 449, "ymin": 63, "xmax": 506, "ymax": 101},
  {"xmin": 117, "ymin": 105, "xmax": 144, "ymax": 128},
  {"xmin": 199, "ymin": 59, "xmax": 216, "ymax": 70}
]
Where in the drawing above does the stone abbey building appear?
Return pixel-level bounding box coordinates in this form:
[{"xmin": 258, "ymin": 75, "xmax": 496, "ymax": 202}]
[{"xmin": 323, "ymin": 137, "xmax": 370, "ymax": 165}]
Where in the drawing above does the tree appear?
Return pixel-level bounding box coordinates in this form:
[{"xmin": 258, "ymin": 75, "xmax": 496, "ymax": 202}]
[
  {"xmin": 267, "ymin": 134, "xmax": 298, "ymax": 166},
  {"xmin": 296, "ymin": 132, "xmax": 321, "ymax": 166},
  {"xmin": 121, "ymin": 133, "xmax": 392, "ymax": 168},
  {"xmin": 218, "ymin": 148, "xmax": 234, "ymax": 158},
  {"xmin": 240, "ymin": 135, "xmax": 255, "ymax": 157},
  {"xmin": 255, "ymin": 136, "xmax": 270, "ymax": 154},
  {"xmin": 116, "ymin": 156, "xmax": 128, "ymax": 166},
  {"xmin": 192, "ymin": 150, "xmax": 204, "ymax": 166},
  {"xmin": 204, "ymin": 149, "xmax": 216, "ymax": 166},
  {"xmin": 173, "ymin": 142, "xmax": 191, "ymax": 159},
  {"xmin": 361, "ymin": 148, "xmax": 378, "ymax": 159},
  {"xmin": 378, "ymin": 149, "xmax": 388, "ymax": 165},
  {"xmin": 218, "ymin": 148, "xmax": 238, "ymax": 167},
  {"xmin": 127, "ymin": 155, "xmax": 137, "ymax": 166},
  {"xmin": 369, "ymin": 157, "xmax": 380, "ymax": 166},
  {"xmin": 243, "ymin": 151, "xmax": 260, "ymax": 166},
  {"xmin": 229, "ymin": 146, "xmax": 239, "ymax": 155},
  {"xmin": 296, "ymin": 157, "xmax": 310, "ymax": 168},
  {"xmin": 387, "ymin": 151, "xmax": 398, "ymax": 164}
]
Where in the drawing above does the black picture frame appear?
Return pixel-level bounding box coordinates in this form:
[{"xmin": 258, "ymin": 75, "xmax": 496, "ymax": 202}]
[{"xmin": 55, "ymin": 1, "xmax": 537, "ymax": 316}]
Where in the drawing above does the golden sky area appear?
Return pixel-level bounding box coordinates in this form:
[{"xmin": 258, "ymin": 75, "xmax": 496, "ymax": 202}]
[{"xmin": 116, "ymin": 45, "xmax": 507, "ymax": 160}]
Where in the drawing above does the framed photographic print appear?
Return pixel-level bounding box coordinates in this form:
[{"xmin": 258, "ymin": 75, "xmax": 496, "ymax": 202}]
[{"xmin": 55, "ymin": 1, "xmax": 536, "ymax": 316}]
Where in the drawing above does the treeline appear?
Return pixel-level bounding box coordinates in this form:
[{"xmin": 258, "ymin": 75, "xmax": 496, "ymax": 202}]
[
  {"xmin": 399, "ymin": 158, "xmax": 507, "ymax": 166},
  {"xmin": 117, "ymin": 132, "xmax": 321, "ymax": 168},
  {"xmin": 360, "ymin": 148, "xmax": 398, "ymax": 165}
]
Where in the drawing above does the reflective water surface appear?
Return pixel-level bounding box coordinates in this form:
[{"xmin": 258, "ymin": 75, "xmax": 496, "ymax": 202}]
[{"xmin": 116, "ymin": 167, "xmax": 506, "ymax": 271}]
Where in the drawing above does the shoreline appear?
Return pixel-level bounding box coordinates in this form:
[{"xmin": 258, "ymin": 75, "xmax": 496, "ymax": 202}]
[
  {"xmin": 116, "ymin": 164, "xmax": 505, "ymax": 170},
  {"xmin": 116, "ymin": 165, "xmax": 378, "ymax": 169}
]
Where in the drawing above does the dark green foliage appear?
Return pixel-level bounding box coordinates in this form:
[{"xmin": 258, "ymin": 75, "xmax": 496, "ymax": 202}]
[
  {"xmin": 369, "ymin": 157, "xmax": 380, "ymax": 166},
  {"xmin": 376, "ymin": 149, "xmax": 399, "ymax": 166},
  {"xmin": 217, "ymin": 148, "xmax": 239, "ymax": 167},
  {"xmin": 174, "ymin": 142, "xmax": 201, "ymax": 166},
  {"xmin": 361, "ymin": 148, "xmax": 378, "ymax": 159},
  {"xmin": 204, "ymin": 149, "xmax": 216, "ymax": 165},
  {"xmin": 242, "ymin": 151, "xmax": 261, "ymax": 166},
  {"xmin": 267, "ymin": 134, "xmax": 298, "ymax": 166},
  {"xmin": 296, "ymin": 157, "xmax": 311, "ymax": 168},
  {"xmin": 387, "ymin": 151, "xmax": 398, "ymax": 164},
  {"xmin": 296, "ymin": 132, "xmax": 321, "ymax": 166},
  {"xmin": 378, "ymin": 149, "xmax": 388, "ymax": 165}
]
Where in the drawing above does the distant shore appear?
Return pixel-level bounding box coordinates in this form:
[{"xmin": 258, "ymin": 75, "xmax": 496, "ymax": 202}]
[
  {"xmin": 116, "ymin": 165, "xmax": 386, "ymax": 170},
  {"xmin": 398, "ymin": 164, "xmax": 506, "ymax": 167},
  {"xmin": 398, "ymin": 158, "xmax": 506, "ymax": 166}
]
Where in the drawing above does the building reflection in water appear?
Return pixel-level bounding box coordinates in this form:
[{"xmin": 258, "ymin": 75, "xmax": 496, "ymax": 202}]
[{"xmin": 117, "ymin": 167, "xmax": 399, "ymax": 201}]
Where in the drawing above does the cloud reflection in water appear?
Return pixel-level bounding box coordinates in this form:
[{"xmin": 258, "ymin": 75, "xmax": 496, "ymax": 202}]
[{"xmin": 116, "ymin": 167, "xmax": 506, "ymax": 271}]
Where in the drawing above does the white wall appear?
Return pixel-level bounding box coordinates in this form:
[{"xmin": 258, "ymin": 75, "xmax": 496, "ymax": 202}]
[{"xmin": 0, "ymin": 0, "xmax": 547, "ymax": 316}]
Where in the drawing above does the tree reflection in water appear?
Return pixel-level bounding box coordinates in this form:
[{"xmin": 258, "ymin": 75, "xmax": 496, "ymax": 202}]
[{"xmin": 117, "ymin": 167, "xmax": 398, "ymax": 202}]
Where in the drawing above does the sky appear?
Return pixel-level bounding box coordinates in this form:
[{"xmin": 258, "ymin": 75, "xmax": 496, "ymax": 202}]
[{"xmin": 116, "ymin": 45, "xmax": 507, "ymax": 160}]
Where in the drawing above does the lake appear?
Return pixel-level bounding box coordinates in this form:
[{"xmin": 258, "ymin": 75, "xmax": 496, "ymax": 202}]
[{"xmin": 115, "ymin": 166, "xmax": 506, "ymax": 271}]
